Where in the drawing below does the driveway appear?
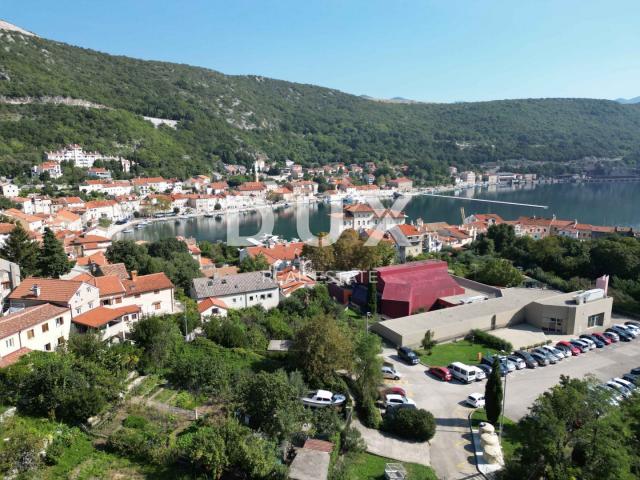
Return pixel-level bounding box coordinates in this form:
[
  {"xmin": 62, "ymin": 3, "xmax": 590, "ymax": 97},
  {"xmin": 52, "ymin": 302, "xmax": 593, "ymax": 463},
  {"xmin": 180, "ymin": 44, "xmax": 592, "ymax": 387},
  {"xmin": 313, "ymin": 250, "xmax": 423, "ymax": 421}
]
[{"xmin": 374, "ymin": 340, "xmax": 640, "ymax": 480}]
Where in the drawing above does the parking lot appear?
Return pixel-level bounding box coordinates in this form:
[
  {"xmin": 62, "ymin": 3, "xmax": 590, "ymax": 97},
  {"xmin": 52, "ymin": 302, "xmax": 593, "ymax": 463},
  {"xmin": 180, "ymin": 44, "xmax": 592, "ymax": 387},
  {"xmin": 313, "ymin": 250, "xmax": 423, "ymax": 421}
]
[{"xmin": 377, "ymin": 337, "xmax": 640, "ymax": 480}]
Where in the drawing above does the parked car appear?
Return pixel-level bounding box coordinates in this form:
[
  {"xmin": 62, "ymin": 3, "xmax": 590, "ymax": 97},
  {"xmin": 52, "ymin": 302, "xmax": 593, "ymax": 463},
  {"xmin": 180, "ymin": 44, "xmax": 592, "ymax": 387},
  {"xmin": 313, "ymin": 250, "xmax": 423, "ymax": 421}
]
[
  {"xmin": 507, "ymin": 355, "xmax": 526, "ymax": 370},
  {"xmin": 428, "ymin": 366, "xmax": 452, "ymax": 382},
  {"xmin": 513, "ymin": 350, "xmax": 538, "ymax": 368},
  {"xmin": 591, "ymin": 332, "xmax": 612, "ymax": 345},
  {"xmin": 630, "ymin": 367, "xmax": 640, "ymax": 376},
  {"xmin": 541, "ymin": 345, "xmax": 568, "ymax": 360},
  {"xmin": 466, "ymin": 393, "xmax": 485, "ymax": 408},
  {"xmin": 531, "ymin": 351, "xmax": 550, "ymax": 366},
  {"xmin": 580, "ymin": 334, "xmax": 604, "ymax": 348},
  {"xmin": 470, "ymin": 366, "xmax": 486, "ymax": 381},
  {"xmin": 624, "ymin": 323, "xmax": 640, "ymax": 336},
  {"xmin": 622, "ymin": 373, "xmax": 640, "ymax": 386},
  {"xmin": 606, "ymin": 381, "xmax": 632, "ymax": 398},
  {"xmin": 625, "ymin": 320, "xmax": 640, "ymax": 329},
  {"xmin": 382, "ymin": 365, "xmax": 401, "ymax": 380},
  {"xmin": 475, "ymin": 364, "xmax": 492, "ymax": 377},
  {"xmin": 578, "ymin": 336, "xmax": 596, "ymax": 350},
  {"xmin": 612, "ymin": 377, "xmax": 636, "ymax": 391},
  {"xmin": 597, "ymin": 384, "xmax": 622, "ymax": 406},
  {"xmin": 533, "ymin": 347, "xmax": 558, "ymax": 364},
  {"xmin": 398, "ymin": 346, "xmax": 420, "ymax": 365},
  {"xmin": 481, "ymin": 356, "xmax": 509, "ymax": 376},
  {"xmin": 385, "ymin": 394, "xmax": 416, "ymax": 409},
  {"xmin": 500, "ymin": 356, "xmax": 517, "ymax": 372},
  {"xmin": 383, "ymin": 386, "xmax": 407, "ymax": 398},
  {"xmin": 607, "ymin": 327, "xmax": 632, "ymax": 342},
  {"xmin": 603, "ymin": 330, "xmax": 621, "ymax": 342},
  {"xmin": 613, "ymin": 324, "xmax": 637, "ymax": 338},
  {"xmin": 448, "ymin": 362, "xmax": 477, "ymax": 383},
  {"xmin": 556, "ymin": 341, "xmax": 580, "ymax": 356},
  {"xmin": 570, "ymin": 339, "xmax": 590, "ymax": 352}
]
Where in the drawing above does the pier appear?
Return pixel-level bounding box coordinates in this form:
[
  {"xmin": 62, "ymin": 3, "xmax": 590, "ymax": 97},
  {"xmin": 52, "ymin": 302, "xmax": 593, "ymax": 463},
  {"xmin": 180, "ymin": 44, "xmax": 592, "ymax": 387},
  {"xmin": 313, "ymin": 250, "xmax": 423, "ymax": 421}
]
[{"xmin": 422, "ymin": 193, "xmax": 549, "ymax": 209}]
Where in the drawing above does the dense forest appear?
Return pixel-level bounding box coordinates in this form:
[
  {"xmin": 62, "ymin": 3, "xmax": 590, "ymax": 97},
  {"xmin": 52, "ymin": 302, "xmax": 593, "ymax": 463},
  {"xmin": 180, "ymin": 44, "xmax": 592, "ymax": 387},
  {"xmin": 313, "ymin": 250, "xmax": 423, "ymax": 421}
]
[{"xmin": 1, "ymin": 28, "xmax": 640, "ymax": 179}]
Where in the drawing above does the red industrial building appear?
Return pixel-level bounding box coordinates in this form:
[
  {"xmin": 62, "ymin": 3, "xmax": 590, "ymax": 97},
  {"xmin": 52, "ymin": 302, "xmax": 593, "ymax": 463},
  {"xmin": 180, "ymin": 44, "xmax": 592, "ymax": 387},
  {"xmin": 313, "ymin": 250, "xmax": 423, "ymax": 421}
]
[{"xmin": 363, "ymin": 260, "xmax": 465, "ymax": 318}]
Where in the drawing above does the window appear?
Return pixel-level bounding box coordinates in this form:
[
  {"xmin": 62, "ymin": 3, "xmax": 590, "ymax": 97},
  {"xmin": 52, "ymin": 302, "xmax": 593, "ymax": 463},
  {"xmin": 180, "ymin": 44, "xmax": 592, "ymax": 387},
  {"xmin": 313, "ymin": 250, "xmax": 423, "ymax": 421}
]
[
  {"xmin": 57, "ymin": 336, "xmax": 65, "ymax": 345},
  {"xmin": 115, "ymin": 297, "xmax": 122, "ymax": 304},
  {"xmin": 233, "ymin": 298, "xmax": 237, "ymax": 303},
  {"xmin": 249, "ymin": 295, "xmax": 254, "ymax": 301},
  {"xmin": 541, "ymin": 317, "xmax": 563, "ymax": 334},
  {"xmin": 88, "ymin": 302, "xmax": 94, "ymax": 309},
  {"xmin": 267, "ymin": 293, "xmax": 273, "ymax": 298},
  {"xmin": 153, "ymin": 302, "xmax": 161, "ymax": 310},
  {"xmin": 154, "ymin": 290, "xmax": 159, "ymax": 294},
  {"xmin": 44, "ymin": 343, "xmax": 51, "ymax": 351},
  {"xmin": 76, "ymin": 291, "xmax": 81, "ymax": 296},
  {"xmin": 27, "ymin": 329, "xmax": 35, "ymax": 339},
  {"xmin": 76, "ymin": 307, "xmax": 81, "ymax": 314},
  {"xmin": 5, "ymin": 338, "xmax": 14, "ymax": 348},
  {"xmin": 135, "ymin": 294, "xmax": 141, "ymax": 299},
  {"xmin": 42, "ymin": 323, "xmax": 49, "ymax": 333},
  {"xmin": 260, "ymin": 294, "xmax": 265, "ymax": 300},
  {"xmin": 588, "ymin": 313, "xmax": 605, "ymax": 328},
  {"xmin": 1, "ymin": 281, "xmax": 10, "ymax": 290},
  {"xmin": 56, "ymin": 317, "xmax": 64, "ymax": 327}
]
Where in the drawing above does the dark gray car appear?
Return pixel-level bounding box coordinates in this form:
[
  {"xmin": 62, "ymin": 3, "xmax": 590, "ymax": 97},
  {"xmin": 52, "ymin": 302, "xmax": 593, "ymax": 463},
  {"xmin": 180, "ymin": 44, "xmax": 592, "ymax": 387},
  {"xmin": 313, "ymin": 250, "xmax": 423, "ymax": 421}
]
[{"xmin": 513, "ymin": 350, "xmax": 538, "ymax": 368}]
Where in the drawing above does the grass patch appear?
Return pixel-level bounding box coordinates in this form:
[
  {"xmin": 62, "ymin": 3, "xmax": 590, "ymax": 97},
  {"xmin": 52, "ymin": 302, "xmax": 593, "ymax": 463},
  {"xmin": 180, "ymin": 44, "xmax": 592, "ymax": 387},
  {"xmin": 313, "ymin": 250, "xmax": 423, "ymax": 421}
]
[
  {"xmin": 420, "ymin": 339, "xmax": 499, "ymax": 367},
  {"xmin": 337, "ymin": 452, "xmax": 437, "ymax": 480},
  {"xmin": 471, "ymin": 409, "xmax": 519, "ymax": 460},
  {"xmin": 129, "ymin": 374, "xmax": 163, "ymax": 398},
  {"xmin": 152, "ymin": 388, "xmax": 177, "ymax": 404}
]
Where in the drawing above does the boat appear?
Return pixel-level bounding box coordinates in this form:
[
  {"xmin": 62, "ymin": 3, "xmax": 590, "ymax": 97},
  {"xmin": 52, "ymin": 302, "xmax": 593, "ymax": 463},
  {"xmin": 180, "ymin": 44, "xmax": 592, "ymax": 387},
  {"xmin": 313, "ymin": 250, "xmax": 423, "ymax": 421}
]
[
  {"xmin": 215, "ymin": 214, "xmax": 223, "ymax": 220},
  {"xmin": 122, "ymin": 228, "xmax": 134, "ymax": 234},
  {"xmin": 135, "ymin": 224, "xmax": 145, "ymax": 229},
  {"xmin": 301, "ymin": 390, "xmax": 346, "ymax": 408},
  {"xmin": 205, "ymin": 213, "xmax": 214, "ymax": 218}
]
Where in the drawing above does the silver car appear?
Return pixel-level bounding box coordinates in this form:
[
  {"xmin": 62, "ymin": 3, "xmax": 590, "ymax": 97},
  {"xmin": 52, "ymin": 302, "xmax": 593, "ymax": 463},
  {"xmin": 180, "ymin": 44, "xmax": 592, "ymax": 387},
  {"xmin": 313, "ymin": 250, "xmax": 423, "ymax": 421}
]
[{"xmin": 507, "ymin": 355, "xmax": 526, "ymax": 370}]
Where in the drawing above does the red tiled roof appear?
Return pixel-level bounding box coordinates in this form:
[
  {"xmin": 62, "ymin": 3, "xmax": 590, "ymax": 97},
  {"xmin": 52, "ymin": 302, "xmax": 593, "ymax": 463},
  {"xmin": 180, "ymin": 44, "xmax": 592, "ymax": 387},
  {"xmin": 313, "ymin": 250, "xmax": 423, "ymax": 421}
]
[
  {"xmin": 72, "ymin": 305, "xmax": 140, "ymax": 328},
  {"xmin": 397, "ymin": 224, "xmax": 421, "ymax": 236},
  {"xmin": 93, "ymin": 275, "xmax": 126, "ymax": 296},
  {"xmin": 197, "ymin": 297, "xmax": 229, "ymax": 313},
  {"xmin": 75, "ymin": 251, "xmax": 109, "ymax": 267},
  {"xmin": 0, "ymin": 304, "xmax": 69, "ymax": 340},
  {"xmin": 8, "ymin": 278, "xmax": 86, "ymax": 304},
  {"xmin": 122, "ymin": 272, "xmax": 173, "ymax": 296},
  {"xmin": 0, "ymin": 347, "xmax": 32, "ymax": 368},
  {"xmin": 98, "ymin": 263, "xmax": 130, "ymax": 280},
  {"xmin": 237, "ymin": 182, "xmax": 266, "ymax": 191},
  {"xmin": 72, "ymin": 234, "xmax": 111, "ymax": 245},
  {"xmin": 303, "ymin": 439, "xmax": 334, "ymax": 453},
  {"xmin": 85, "ymin": 200, "xmax": 117, "ymax": 209},
  {"xmin": 245, "ymin": 242, "xmax": 304, "ymax": 265},
  {"xmin": 0, "ymin": 223, "xmax": 15, "ymax": 234}
]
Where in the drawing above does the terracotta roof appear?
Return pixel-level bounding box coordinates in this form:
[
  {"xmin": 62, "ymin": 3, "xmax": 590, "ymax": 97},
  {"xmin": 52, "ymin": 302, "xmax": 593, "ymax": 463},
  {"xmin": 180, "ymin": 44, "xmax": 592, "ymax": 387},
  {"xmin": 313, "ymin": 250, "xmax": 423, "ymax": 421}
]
[
  {"xmin": 85, "ymin": 200, "xmax": 117, "ymax": 209},
  {"xmin": 54, "ymin": 196, "xmax": 84, "ymax": 205},
  {"xmin": 71, "ymin": 272, "xmax": 95, "ymax": 282},
  {"xmin": 245, "ymin": 242, "xmax": 304, "ymax": 265},
  {"xmin": 93, "ymin": 275, "xmax": 126, "ymax": 296},
  {"xmin": 72, "ymin": 305, "xmax": 140, "ymax": 328},
  {"xmin": 5, "ymin": 208, "xmax": 41, "ymax": 223},
  {"xmin": 0, "ymin": 347, "xmax": 32, "ymax": 368},
  {"xmin": 389, "ymin": 177, "xmax": 412, "ymax": 184},
  {"xmin": 303, "ymin": 439, "xmax": 334, "ymax": 453},
  {"xmin": 8, "ymin": 278, "xmax": 86, "ymax": 304},
  {"xmin": 122, "ymin": 272, "xmax": 173, "ymax": 296},
  {"xmin": 237, "ymin": 182, "xmax": 266, "ymax": 191},
  {"xmin": 397, "ymin": 224, "xmax": 422, "ymax": 236},
  {"xmin": 0, "ymin": 223, "xmax": 15, "ymax": 234},
  {"xmin": 132, "ymin": 177, "xmax": 166, "ymax": 185},
  {"xmin": 97, "ymin": 263, "xmax": 130, "ymax": 280},
  {"xmin": 344, "ymin": 203, "xmax": 375, "ymax": 213},
  {"xmin": 0, "ymin": 304, "xmax": 69, "ymax": 340},
  {"xmin": 75, "ymin": 251, "xmax": 109, "ymax": 267},
  {"xmin": 197, "ymin": 297, "xmax": 229, "ymax": 313},
  {"xmin": 72, "ymin": 234, "xmax": 110, "ymax": 245}
]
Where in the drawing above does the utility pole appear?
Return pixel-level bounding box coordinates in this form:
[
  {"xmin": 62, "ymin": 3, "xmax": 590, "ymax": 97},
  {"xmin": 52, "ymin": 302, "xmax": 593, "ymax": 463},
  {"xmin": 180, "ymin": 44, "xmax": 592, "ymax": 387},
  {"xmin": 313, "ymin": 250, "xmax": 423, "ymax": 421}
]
[
  {"xmin": 499, "ymin": 350, "xmax": 507, "ymax": 439},
  {"xmin": 183, "ymin": 311, "xmax": 189, "ymax": 341}
]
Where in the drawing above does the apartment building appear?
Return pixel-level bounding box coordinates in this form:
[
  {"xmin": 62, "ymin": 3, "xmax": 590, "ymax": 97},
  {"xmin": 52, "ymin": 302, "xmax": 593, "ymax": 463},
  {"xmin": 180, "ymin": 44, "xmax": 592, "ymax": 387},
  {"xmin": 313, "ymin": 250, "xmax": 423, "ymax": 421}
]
[
  {"xmin": 191, "ymin": 271, "xmax": 279, "ymax": 310},
  {"xmin": 8, "ymin": 277, "xmax": 100, "ymax": 318}
]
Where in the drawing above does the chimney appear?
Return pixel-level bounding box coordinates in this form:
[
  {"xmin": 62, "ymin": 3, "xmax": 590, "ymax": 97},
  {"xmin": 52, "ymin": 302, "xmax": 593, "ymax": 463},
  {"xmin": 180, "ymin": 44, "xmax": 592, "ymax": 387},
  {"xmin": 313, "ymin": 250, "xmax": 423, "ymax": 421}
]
[
  {"xmin": 131, "ymin": 270, "xmax": 138, "ymax": 280},
  {"xmin": 31, "ymin": 284, "xmax": 41, "ymax": 297}
]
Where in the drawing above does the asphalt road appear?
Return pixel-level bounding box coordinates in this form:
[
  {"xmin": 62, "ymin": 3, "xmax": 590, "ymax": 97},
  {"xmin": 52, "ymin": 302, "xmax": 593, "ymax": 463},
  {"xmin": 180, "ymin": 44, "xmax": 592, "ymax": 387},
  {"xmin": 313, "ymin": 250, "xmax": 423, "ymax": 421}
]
[{"xmin": 379, "ymin": 339, "xmax": 640, "ymax": 480}]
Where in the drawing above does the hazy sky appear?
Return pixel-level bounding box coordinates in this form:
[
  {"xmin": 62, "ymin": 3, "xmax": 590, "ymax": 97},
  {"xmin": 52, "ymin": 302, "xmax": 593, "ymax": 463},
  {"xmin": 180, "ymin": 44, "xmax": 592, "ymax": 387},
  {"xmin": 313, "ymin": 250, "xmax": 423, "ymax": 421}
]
[{"xmin": 4, "ymin": 0, "xmax": 639, "ymax": 102}]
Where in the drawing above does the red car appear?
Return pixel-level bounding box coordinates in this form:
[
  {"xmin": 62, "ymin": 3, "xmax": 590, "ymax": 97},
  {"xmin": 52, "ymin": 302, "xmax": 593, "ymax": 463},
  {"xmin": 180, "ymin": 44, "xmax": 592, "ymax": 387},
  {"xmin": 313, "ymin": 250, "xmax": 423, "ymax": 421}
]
[
  {"xmin": 592, "ymin": 332, "xmax": 612, "ymax": 345},
  {"xmin": 429, "ymin": 366, "xmax": 452, "ymax": 382},
  {"xmin": 556, "ymin": 341, "xmax": 580, "ymax": 356},
  {"xmin": 384, "ymin": 386, "xmax": 407, "ymax": 397}
]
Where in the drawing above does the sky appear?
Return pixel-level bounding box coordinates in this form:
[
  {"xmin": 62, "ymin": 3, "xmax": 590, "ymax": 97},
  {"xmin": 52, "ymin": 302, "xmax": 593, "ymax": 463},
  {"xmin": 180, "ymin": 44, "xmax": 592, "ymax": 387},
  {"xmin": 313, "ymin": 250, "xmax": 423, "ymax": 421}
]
[{"xmin": 3, "ymin": 0, "xmax": 639, "ymax": 102}]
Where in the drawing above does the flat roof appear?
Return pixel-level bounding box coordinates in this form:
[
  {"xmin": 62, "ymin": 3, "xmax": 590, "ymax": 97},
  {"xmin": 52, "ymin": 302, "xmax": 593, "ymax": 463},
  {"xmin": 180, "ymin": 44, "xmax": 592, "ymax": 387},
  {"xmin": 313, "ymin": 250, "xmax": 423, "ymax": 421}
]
[{"xmin": 374, "ymin": 288, "xmax": 555, "ymax": 339}]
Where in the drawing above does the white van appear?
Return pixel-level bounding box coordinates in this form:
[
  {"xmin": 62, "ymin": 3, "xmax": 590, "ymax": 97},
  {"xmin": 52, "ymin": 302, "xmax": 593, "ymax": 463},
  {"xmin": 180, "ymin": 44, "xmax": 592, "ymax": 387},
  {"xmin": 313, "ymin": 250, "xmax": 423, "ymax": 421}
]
[{"xmin": 447, "ymin": 362, "xmax": 477, "ymax": 383}]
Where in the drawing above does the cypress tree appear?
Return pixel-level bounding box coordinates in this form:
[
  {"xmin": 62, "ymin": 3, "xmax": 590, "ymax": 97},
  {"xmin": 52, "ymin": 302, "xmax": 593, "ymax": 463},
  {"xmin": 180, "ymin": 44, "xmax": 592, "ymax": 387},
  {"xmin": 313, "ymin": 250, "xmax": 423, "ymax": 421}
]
[
  {"xmin": 39, "ymin": 227, "xmax": 73, "ymax": 278},
  {"xmin": 484, "ymin": 356, "xmax": 503, "ymax": 425},
  {"xmin": 0, "ymin": 222, "xmax": 40, "ymax": 277}
]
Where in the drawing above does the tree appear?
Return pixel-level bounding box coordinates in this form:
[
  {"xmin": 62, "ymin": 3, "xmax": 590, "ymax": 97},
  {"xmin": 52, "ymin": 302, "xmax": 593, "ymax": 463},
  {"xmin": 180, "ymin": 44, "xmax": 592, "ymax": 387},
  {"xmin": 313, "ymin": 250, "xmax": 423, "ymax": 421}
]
[
  {"xmin": 0, "ymin": 222, "xmax": 40, "ymax": 277},
  {"xmin": 382, "ymin": 408, "xmax": 436, "ymax": 442},
  {"xmin": 177, "ymin": 425, "xmax": 228, "ymax": 478},
  {"xmin": 239, "ymin": 253, "xmax": 270, "ymax": 273},
  {"xmin": 293, "ymin": 314, "xmax": 353, "ymax": 385},
  {"xmin": 473, "ymin": 258, "xmax": 524, "ymax": 287},
  {"xmin": 239, "ymin": 370, "xmax": 307, "ymax": 441},
  {"xmin": 106, "ymin": 240, "xmax": 150, "ymax": 272},
  {"xmin": 38, "ymin": 228, "xmax": 73, "ymax": 278},
  {"xmin": 130, "ymin": 316, "xmax": 184, "ymax": 373},
  {"xmin": 486, "ymin": 223, "xmax": 516, "ymax": 253},
  {"xmin": 484, "ymin": 356, "xmax": 503, "ymax": 425},
  {"xmin": 421, "ymin": 330, "xmax": 436, "ymax": 355},
  {"xmin": 147, "ymin": 237, "xmax": 189, "ymax": 258},
  {"xmin": 366, "ymin": 280, "xmax": 377, "ymax": 315}
]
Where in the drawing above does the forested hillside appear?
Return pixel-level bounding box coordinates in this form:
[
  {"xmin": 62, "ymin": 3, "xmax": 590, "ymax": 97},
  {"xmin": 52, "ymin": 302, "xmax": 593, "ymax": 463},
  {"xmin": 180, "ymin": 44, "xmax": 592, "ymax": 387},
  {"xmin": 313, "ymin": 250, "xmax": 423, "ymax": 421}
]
[{"xmin": 1, "ymin": 26, "xmax": 640, "ymax": 179}]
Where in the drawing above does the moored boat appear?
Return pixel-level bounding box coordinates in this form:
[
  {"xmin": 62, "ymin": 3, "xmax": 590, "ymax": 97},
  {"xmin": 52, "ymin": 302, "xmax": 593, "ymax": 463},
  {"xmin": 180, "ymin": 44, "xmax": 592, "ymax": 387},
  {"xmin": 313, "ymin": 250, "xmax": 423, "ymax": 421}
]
[{"xmin": 301, "ymin": 389, "xmax": 346, "ymax": 408}]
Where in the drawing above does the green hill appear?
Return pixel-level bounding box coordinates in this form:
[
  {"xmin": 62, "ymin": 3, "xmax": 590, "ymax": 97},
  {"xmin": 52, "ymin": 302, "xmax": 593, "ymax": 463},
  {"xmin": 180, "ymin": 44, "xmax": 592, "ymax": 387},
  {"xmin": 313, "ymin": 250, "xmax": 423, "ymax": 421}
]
[{"xmin": 1, "ymin": 25, "xmax": 640, "ymax": 180}]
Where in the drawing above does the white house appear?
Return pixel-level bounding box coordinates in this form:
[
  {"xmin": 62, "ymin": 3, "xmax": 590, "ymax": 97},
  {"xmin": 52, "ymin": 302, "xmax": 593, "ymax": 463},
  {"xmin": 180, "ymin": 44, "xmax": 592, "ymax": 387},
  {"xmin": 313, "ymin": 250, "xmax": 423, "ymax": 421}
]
[
  {"xmin": 0, "ymin": 182, "xmax": 19, "ymax": 198},
  {"xmin": 32, "ymin": 162, "xmax": 62, "ymax": 179},
  {"xmin": 197, "ymin": 297, "xmax": 229, "ymax": 319},
  {"xmin": 71, "ymin": 305, "xmax": 141, "ymax": 342},
  {"xmin": 120, "ymin": 272, "xmax": 175, "ymax": 316},
  {"xmin": 83, "ymin": 200, "xmax": 123, "ymax": 225},
  {"xmin": 0, "ymin": 258, "xmax": 20, "ymax": 306},
  {"xmin": 191, "ymin": 271, "xmax": 279, "ymax": 310},
  {"xmin": 0, "ymin": 304, "xmax": 72, "ymax": 366}
]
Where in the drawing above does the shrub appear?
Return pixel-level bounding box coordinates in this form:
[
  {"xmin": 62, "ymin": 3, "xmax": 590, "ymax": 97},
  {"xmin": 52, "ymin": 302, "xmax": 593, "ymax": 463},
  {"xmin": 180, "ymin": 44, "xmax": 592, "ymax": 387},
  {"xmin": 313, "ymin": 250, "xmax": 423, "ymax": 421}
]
[
  {"xmin": 340, "ymin": 426, "xmax": 366, "ymax": 454},
  {"xmin": 382, "ymin": 408, "xmax": 436, "ymax": 442},
  {"xmin": 44, "ymin": 430, "xmax": 74, "ymax": 465},
  {"xmin": 470, "ymin": 329, "xmax": 513, "ymax": 352},
  {"xmin": 358, "ymin": 396, "xmax": 382, "ymax": 429},
  {"xmin": 123, "ymin": 414, "xmax": 149, "ymax": 429}
]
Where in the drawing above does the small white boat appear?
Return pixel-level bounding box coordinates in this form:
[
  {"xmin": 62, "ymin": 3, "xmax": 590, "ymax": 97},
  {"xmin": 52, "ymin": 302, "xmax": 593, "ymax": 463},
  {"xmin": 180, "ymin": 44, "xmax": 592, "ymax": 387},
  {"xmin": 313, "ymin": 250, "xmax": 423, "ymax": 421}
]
[
  {"xmin": 135, "ymin": 224, "xmax": 145, "ymax": 229},
  {"xmin": 122, "ymin": 228, "xmax": 134, "ymax": 234},
  {"xmin": 301, "ymin": 390, "xmax": 346, "ymax": 408}
]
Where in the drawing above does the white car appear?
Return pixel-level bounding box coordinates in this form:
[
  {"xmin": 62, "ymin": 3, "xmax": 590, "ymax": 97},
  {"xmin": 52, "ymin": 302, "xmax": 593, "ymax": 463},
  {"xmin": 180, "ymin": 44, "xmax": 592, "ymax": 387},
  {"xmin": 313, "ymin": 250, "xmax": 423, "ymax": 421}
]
[
  {"xmin": 466, "ymin": 392, "xmax": 485, "ymax": 408},
  {"xmin": 507, "ymin": 355, "xmax": 526, "ymax": 370},
  {"xmin": 606, "ymin": 381, "xmax": 632, "ymax": 398},
  {"xmin": 579, "ymin": 337, "xmax": 596, "ymax": 350},
  {"xmin": 470, "ymin": 366, "xmax": 486, "ymax": 381},
  {"xmin": 381, "ymin": 365, "xmax": 402, "ymax": 380},
  {"xmin": 612, "ymin": 377, "xmax": 636, "ymax": 392},
  {"xmin": 614, "ymin": 324, "xmax": 638, "ymax": 338},
  {"xmin": 385, "ymin": 394, "xmax": 416, "ymax": 409},
  {"xmin": 625, "ymin": 323, "xmax": 640, "ymax": 335}
]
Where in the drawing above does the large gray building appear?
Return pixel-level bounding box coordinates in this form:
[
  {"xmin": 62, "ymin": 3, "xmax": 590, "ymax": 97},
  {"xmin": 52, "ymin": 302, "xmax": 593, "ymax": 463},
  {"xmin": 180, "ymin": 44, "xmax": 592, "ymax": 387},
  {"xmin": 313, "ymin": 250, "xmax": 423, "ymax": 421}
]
[
  {"xmin": 372, "ymin": 287, "xmax": 613, "ymax": 347},
  {"xmin": 190, "ymin": 271, "xmax": 280, "ymax": 310}
]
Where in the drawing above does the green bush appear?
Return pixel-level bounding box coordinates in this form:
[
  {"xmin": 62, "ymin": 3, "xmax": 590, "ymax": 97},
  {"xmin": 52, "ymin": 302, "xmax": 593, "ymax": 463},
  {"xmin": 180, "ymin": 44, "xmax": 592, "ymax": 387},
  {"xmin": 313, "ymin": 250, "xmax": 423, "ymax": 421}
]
[
  {"xmin": 341, "ymin": 426, "xmax": 366, "ymax": 454},
  {"xmin": 44, "ymin": 430, "xmax": 74, "ymax": 465},
  {"xmin": 358, "ymin": 396, "xmax": 382, "ymax": 429},
  {"xmin": 122, "ymin": 414, "xmax": 149, "ymax": 430},
  {"xmin": 470, "ymin": 329, "xmax": 513, "ymax": 352},
  {"xmin": 382, "ymin": 408, "xmax": 436, "ymax": 442}
]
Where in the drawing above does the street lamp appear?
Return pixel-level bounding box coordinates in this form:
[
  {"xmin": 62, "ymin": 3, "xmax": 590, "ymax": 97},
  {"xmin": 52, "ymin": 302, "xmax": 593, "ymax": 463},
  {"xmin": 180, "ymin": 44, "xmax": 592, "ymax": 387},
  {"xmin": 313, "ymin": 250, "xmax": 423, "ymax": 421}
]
[{"xmin": 499, "ymin": 349, "xmax": 507, "ymax": 439}]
